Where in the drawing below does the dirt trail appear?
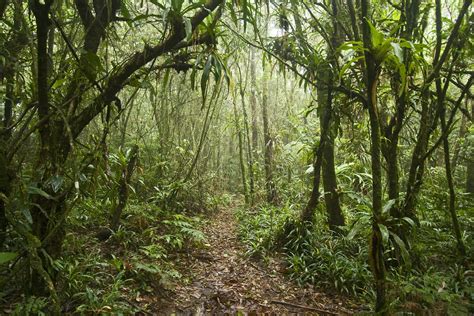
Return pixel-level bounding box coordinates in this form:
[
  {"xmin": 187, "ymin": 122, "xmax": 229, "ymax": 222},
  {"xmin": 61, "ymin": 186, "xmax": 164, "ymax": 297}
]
[{"xmin": 157, "ymin": 205, "xmax": 355, "ymax": 315}]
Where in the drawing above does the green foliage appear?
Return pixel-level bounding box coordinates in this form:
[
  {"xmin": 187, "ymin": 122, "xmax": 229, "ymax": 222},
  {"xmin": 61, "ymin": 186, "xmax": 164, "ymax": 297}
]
[
  {"xmin": 236, "ymin": 203, "xmax": 295, "ymax": 258},
  {"xmin": 161, "ymin": 214, "xmax": 206, "ymax": 249},
  {"xmin": 67, "ymin": 266, "xmax": 135, "ymax": 314},
  {"xmin": 24, "ymin": 198, "xmax": 208, "ymax": 314},
  {"xmin": 237, "ymin": 203, "xmax": 372, "ymax": 298},
  {"xmin": 12, "ymin": 296, "xmax": 48, "ymax": 316},
  {"xmin": 1, "ymin": 0, "xmax": 472, "ymax": 313},
  {"xmin": 392, "ymin": 267, "xmax": 471, "ymax": 314},
  {"xmin": 0, "ymin": 252, "xmax": 17, "ymax": 265},
  {"xmin": 282, "ymin": 219, "xmax": 372, "ymax": 297},
  {"xmin": 237, "ymin": 153, "xmax": 473, "ymax": 311}
]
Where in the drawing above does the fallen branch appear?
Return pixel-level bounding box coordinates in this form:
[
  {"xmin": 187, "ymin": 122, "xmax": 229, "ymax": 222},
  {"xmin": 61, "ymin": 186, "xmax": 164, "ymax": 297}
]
[
  {"xmin": 123, "ymin": 298, "xmax": 154, "ymax": 316},
  {"xmin": 270, "ymin": 300, "xmax": 337, "ymax": 315},
  {"xmin": 194, "ymin": 253, "xmax": 215, "ymax": 262},
  {"xmin": 244, "ymin": 260, "xmax": 262, "ymax": 272}
]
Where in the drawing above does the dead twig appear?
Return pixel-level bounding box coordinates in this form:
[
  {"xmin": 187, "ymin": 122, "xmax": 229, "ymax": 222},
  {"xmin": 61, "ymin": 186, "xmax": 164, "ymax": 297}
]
[
  {"xmin": 270, "ymin": 300, "xmax": 338, "ymax": 315},
  {"xmin": 123, "ymin": 298, "xmax": 154, "ymax": 315},
  {"xmin": 244, "ymin": 259, "xmax": 262, "ymax": 272}
]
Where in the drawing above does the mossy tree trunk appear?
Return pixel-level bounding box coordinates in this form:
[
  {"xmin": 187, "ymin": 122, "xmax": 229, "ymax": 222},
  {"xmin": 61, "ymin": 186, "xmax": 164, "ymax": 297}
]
[
  {"xmin": 317, "ymin": 61, "xmax": 345, "ymax": 231},
  {"xmin": 0, "ymin": 66, "xmax": 13, "ymax": 250},
  {"xmin": 0, "ymin": 0, "xmax": 29, "ymax": 250},
  {"xmin": 111, "ymin": 145, "xmax": 139, "ymax": 231},
  {"xmin": 361, "ymin": 0, "xmax": 386, "ymax": 311},
  {"xmin": 466, "ymin": 100, "xmax": 474, "ymax": 194}
]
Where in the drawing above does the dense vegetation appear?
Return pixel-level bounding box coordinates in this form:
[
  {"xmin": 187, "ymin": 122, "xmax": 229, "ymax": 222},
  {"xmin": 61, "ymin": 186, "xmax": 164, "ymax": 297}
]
[{"xmin": 0, "ymin": 0, "xmax": 472, "ymax": 314}]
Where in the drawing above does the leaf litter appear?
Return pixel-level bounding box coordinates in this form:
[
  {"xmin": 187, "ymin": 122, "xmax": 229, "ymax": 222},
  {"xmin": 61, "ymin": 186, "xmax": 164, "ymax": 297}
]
[{"xmin": 145, "ymin": 205, "xmax": 357, "ymax": 315}]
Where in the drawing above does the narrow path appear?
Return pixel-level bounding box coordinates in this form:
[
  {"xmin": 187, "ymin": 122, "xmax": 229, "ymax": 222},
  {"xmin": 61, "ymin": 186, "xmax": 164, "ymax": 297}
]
[{"xmin": 157, "ymin": 205, "xmax": 355, "ymax": 315}]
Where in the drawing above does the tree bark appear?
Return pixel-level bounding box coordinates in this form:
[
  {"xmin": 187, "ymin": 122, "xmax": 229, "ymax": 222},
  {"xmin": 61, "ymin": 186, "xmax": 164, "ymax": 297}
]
[
  {"xmin": 0, "ymin": 148, "xmax": 8, "ymax": 250},
  {"xmin": 402, "ymin": 90, "xmax": 431, "ymax": 222},
  {"xmin": 249, "ymin": 49, "xmax": 259, "ymax": 154},
  {"xmin": 290, "ymin": 0, "xmax": 343, "ymax": 227},
  {"xmin": 433, "ymin": 0, "xmax": 466, "ymax": 257},
  {"xmin": 111, "ymin": 145, "xmax": 139, "ymax": 231},
  {"xmin": 439, "ymin": 96, "xmax": 466, "ymax": 256},
  {"xmin": 466, "ymin": 99, "xmax": 474, "ymax": 194},
  {"xmin": 321, "ymin": 136, "xmax": 344, "ymax": 229},
  {"xmin": 262, "ymin": 79, "xmax": 277, "ymax": 204},
  {"xmin": 233, "ymin": 100, "xmax": 249, "ymax": 204},
  {"xmin": 317, "ymin": 61, "xmax": 345, "ymax": 230},
  {"xmin": 0, "ymin": 0, "xmax": 36, "ymax": 254},
  {"xmin": 467, "ymin": 143, "xmax": 474, "ymax": 194},
  {"xmin": 451, "ymin": 112, "xmax": 467, "ymax": 173},
  {"xmin": 240, "ymin": 82, "xmax": 255, "ymax": 205},
  {"xmin": 30, "ymin": 0, "xmax": 67, "ymax": 297},
  {"xmin": 301, "ymin": 98, "xmax": 331, "ymax": 223},
  {"xmin": 320, "ymin": 0, "xmax": 345, "ymax": 232},
  {"xmin": 361, "ymin": 0, "xmax": 386, "ymax": 311},
  {"xmin": 301, "ymin": 143, "xmax": 323, "ymax": 223},
  {"xmin": 0, "ymin": 65, "xmax": 14, "ymax": 250}
]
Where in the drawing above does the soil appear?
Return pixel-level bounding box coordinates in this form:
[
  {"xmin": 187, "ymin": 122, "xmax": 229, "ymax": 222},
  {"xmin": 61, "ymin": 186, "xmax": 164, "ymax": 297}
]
[{"xmin": 150, "ymin": 205, "xmax": 358, "ymax": 315}]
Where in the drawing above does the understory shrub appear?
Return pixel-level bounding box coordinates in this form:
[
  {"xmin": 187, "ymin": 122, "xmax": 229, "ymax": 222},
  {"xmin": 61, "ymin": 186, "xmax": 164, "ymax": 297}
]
[
  {"xmin": 237, "ymin": 199, "xmax": 474, "ymax": 312},
  {"xmin": 237, "ymin": 203, "xmax": 372, "ymax": 298},
  {"xmin": 6, "ymin": 198, "xmax": 207, "ymax": 314}
]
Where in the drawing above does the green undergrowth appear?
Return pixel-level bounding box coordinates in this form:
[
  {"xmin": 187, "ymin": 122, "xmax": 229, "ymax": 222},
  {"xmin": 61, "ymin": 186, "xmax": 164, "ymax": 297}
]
[
  {"xmin": 236, "ymin": 200, "xmax": 473, "ymax": 314},
  {"xmin": 236, "ymin": 203, "xmax": 372, "ymax": 298},
  {"xmin": 8, "ymin": 199, "xmax": 208, "ymax": 315}
]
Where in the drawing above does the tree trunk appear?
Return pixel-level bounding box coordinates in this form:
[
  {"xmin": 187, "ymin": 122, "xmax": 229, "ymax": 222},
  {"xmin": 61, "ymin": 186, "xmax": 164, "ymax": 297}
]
[
  {"xmin": 321, "ymin": 0, "xmax": 345, "ymax": 232},
  {"xmin": 240, "ymin": 84, "xmax": 255, "ymax": 204},
  {"xmin": 249, "ymin": 49, "xmax": 259, "ymax": 154},
  {"xmin": 451, "ymin": 112, "xmax": 467, "ymax": 173},
  {"xmin": 321, "ymin": 136, "xmax": 345, "ymax": 229},
  {"xmin": 384, "ymin": 144, "xmax": 400, "ymax": 207},
  {"xmin": 467, "ymin": 146, "xmax": 474, "ymax": 194},
  {"xmin": 29, "ymin": 3, "xmax": 74, "ymax": 304},
  {"xmin": 300, "ymin": 95, "xmax": 332, "ymax": 223},
  {"xmin": 0, "ymin": 67, "xmax": 13, "ymax": 250},
  {"xmin": 402, "ymin": 0, "xmax": 471, "ymax": 221},
  {"xmin": 366, "ymin": 86, "xmax": 386, "ymax": 314},
  {"xmin": 439, "ymin": 97, "xmax": 466, "ymax": 256},
  {"xmin": 317, "ymin": 61, "xmax": 345, "ymax": 231},
  {"xmin": 111, "ymin": 145, "xmax": 139, "ymax": 231},
  {"xmin": 262, "ymin": 81, "xmax": 277, "ymax": 204},
  {"xmin": 432, "ymin": 0, "xmax": 466, "ymax": 256},
  {"xmin": 30, "ymin": 0, "xmax": 64, "ymax": 297},
  {"xmin": 233, "ymin": 100, "xmax": 249, "ymax": 204},
  {"xmin": 288, "ymin": 0, "xmax": 321, "ymax": 223},
  {"xmin": 0, "ymin": 148, "xmax": 8, "ymax": 250},
  {"xmin": 382, "ymin": 73, "xmax": 408, "ymax": 224},
  {"xmin": 291, "ymin": 0, "xmax": 344, "ymax": 228},
  {"xmin": 361, "ymin": 0, "xmax": 386, "ymax": 311},
  {"xmin": 301, "ymin": 143, "xmax": 323, "ymax": 223},
  {"xmin": 402, "ymin": 90, "xmax": 431, "ymax": 222},
  {"xmin": 466, "ymin": 100, "xmax": 474, "ymax": 194}
]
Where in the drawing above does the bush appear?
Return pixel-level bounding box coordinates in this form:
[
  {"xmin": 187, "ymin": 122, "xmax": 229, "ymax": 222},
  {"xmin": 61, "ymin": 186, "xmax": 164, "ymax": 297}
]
[
  {"xmin": 20, "ymin": 198, "xmax": 208, "ymax": 314},
  {"xmin": 237, "ymin": 203, "xmax": 372, "ymax": 298}
]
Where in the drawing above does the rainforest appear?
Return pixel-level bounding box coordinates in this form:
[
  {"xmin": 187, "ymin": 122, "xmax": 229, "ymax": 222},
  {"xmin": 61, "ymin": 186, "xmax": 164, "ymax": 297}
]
[{"xmin": 0, "ymin": 0, "xmax": 473, "ymax": 314}]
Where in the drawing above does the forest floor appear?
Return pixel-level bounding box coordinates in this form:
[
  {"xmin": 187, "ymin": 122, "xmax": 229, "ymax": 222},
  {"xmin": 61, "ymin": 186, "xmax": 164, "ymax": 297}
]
[{"xmin": 151, "ymin": 203, "xmax": 358, "ymax": 315}]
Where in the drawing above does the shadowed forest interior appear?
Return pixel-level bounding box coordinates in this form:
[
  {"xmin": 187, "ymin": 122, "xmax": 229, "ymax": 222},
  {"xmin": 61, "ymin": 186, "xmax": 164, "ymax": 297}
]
[{"xmin": 0, "ymin": 0, "xmax": 473, "ymax": 314}]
